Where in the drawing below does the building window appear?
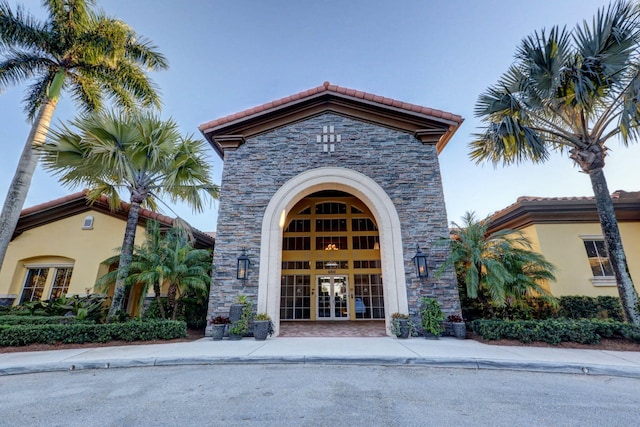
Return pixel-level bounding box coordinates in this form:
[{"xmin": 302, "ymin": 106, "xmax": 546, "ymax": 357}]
[
  {"xmin": 354, "ymin": 274, "xmax": 384, "ymax": 319},
  {"xmin": 50, "ymin": 267, "xmax": 73, "ymax": 299},
  {"xmin": 583, "ymin": 239, "xmax": 614, "ymax": 277},
  {"xmin": 19, "ymin": 268, "xmax": 49, "ymax": 304},
  {"xmin": 280, "ymin": 275, "xmax": 311, "ymax": 320}
]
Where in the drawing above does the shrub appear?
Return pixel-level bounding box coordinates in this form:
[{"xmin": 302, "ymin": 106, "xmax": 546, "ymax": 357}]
[
  {"xmin": 0, "ymin": 315, "xmax": 94, "ymax": 326},
  {"xmin": 0, "ymin": 320, "xmax": 187, "ymax": 347},
  {"xmin": 558, "ymin": 296, "xmax": 624, "ymax": 321},
  {"xmin": 469, "ymin": 319, "xmax": 640, "ymax": 345}
]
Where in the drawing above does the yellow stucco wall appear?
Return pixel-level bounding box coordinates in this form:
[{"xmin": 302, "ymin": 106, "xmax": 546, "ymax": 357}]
[
  {"xmin": 524, "ymin": 222, "xmax": 640, "ymax": 297},
  {"xmin": 0, "ymin": 210, "xmax": 147, "ymax": 304}
]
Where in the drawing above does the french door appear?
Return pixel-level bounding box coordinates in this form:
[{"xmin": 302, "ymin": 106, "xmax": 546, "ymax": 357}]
[{"xmin": 316, "ymin": 276, "xmax": 349, "ymax": 320}]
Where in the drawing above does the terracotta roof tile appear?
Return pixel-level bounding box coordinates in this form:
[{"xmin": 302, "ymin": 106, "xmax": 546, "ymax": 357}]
[{"xmin": 199, "ymin": 82, "xmax": 464, "ymax": 131}]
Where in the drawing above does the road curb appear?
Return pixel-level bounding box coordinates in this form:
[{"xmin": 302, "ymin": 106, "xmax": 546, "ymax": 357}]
[{"xmin": 2, "ymin": 356, "xmax": 640, "ymax": 378}]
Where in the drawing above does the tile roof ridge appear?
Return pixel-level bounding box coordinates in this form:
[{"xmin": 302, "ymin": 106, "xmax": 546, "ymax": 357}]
[
  {"xmin": 20, "ymin": 190, "xmax": 88, "ymax": 216},
  {"xmin": 199, "ymin": 81, "xmax": 463, "ymax": 131}
]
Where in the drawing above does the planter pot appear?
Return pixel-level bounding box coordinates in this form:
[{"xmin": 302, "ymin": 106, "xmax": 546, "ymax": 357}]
[
  {"xmin": 452, "ymin": 322, "xmax": 466, "ymax": 339},
  {"xmin": 398, "ymin": 319, "xmax": 410, "ymax": 339},
  {"xmin": 211, "ymin": 324, "xmax": 226, "ymax": 341},
  {"xmin": 229, "ymin": 304, "xmax": 244, "ymax": 323},
  {"xmin": 443, "ymin": 322, "xmax": 454, "ymax": 337},
  {"xmin": 253, "ymin": 320, "xmax": 272, "ymax": 341}
]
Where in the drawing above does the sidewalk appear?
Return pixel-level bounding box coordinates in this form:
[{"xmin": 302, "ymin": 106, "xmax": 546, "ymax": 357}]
[{"xmin": 1, "ymin": 336, "xmax": 640, "ymax": 378}]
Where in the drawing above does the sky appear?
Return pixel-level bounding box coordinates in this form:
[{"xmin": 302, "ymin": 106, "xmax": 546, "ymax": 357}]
[{"xmin": 2, "ymin": 0, "xmax": 639, "ymax": 232}]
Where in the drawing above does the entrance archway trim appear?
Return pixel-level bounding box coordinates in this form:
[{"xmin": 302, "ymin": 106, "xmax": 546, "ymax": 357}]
[{"xmin": 258, "ymin": 167, "xmax": 408, "ymax": 336}]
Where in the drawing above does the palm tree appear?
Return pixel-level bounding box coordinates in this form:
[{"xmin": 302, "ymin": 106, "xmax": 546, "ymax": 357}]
[
  {"xmin": 472, "ymin": 0, "xmax": 640, "ymax": 325},
  {"xmin": 97, "ymin": 220, "xmax": 211, "ymax": 320},
  {"xmin": 0, "ymin": 0, "xmax": 168, "ymax": 272},
  {"xmin": 39, "ymin": 110, "xmax": 219, "ymax": 320},
  {"xmin": 440, "ymin": 212, "xmax": 556, "ymax": 307},
  {"xmin": 156, "ymin": 228, "xmax": 211, "ymax": 320},
  {"xmin": 97, "ymin": 219, "xmax": 168, "ymax": 318}
]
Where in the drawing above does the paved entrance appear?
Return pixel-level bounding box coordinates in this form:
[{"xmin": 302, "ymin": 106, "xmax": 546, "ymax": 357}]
[{"xmin": 278, "ymin": 321, "xmax": 386, "ymax": 337}]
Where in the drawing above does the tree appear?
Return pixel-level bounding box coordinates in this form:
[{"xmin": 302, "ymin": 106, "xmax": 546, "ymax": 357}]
[
  {"xmin": 97, "ymin": 220, "xmax": 212, "ymax": 320},
  {"xmin": 440, "ymin": 212, "xmax": 556, "ymax": 307},
  {"xmin": 472, "ymin": 0, "xmax": 640, "ymax": 325},
  {"xmin": 39, "ymin": 110, "xmax": 219, "ymax": 320},
  {"xmin": 0, "ymin": 0, "xmax": 168, "ymax": 271}
]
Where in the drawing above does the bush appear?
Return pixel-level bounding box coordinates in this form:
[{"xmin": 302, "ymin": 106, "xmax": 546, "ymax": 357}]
[
  {"xmin": 143, "ymin": 294, "xmax": 208, "ymax": 330},
  {"xmin": 460, "ymin": 290, "xmax": 624, "ymax": 322},
  {"xmin": 0, "ymin": 320, "xmax": 187, "ymax": 347},
  {"xmin": 469, "ymin": 319, "xmax": 640, "ymax": 345},
  {"xmin": 0, "ymin": 315, "xmax": 94, "ymax": 326},
  {"xmin": 558, "ymin": 296, "xmax": 624, "ymax": 321}
]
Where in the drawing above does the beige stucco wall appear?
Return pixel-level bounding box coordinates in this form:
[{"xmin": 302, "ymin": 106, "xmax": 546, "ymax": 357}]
[
  {"xmin": 0, "ymin": 210, "xmax": 147, "ymax": 304},
  {"xmin": 525, "ymin": 222, "xmax": 640, "ymax": 297}
]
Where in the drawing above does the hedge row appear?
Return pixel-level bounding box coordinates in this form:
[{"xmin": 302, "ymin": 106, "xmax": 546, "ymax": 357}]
[
  {"xmin": 558, "ymin": 296, "xmax": 624, "ymax": 321},
  {"xmin": 0, "ymin": 320, "xmax": 187, "ymax": 347},
  {"xmin": 469, "ymin": 319, "xmax": 640, "ymax": 345},
  {"xmin": 0, "ymin": 315, "xmax": 94, "ymax": 326}
]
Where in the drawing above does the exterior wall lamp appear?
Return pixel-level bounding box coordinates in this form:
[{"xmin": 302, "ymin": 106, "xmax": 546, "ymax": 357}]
[
  {"xmin": 412, "ymin": 244, "xmax": 428, "ymax": 278},
  {"xmin": 237, "ymin": 248, "xmax": 250, "ymax": 282}
]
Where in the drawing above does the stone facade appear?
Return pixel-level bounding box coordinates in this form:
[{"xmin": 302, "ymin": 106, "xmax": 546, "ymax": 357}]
[{"xmin": 207, "ymin": 112, "xmax": 460, "ymax": 332}]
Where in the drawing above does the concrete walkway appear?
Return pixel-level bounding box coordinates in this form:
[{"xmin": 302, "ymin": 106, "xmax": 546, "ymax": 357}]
[{"xmin": 1, "ymin": 336, "xmax": 639, "ymax": 378}]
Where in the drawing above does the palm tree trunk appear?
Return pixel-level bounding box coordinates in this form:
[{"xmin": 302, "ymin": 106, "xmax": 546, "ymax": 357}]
[
  {"xmin": 0, "ymin": 98, "xmax": 58, "ymax": 271},
  {"xmin": 107, "ymin": 200, "xmax": 143, "ymax": 321},
  {"xmin": 589, "ymin": 168, "xmax": 640, "ymax": 325},
  {"xmin": 167, "ymin": 283, "xmax": 178, "ymax": 320},
  {"xmin": 153, "ymin": 282, "xmax": 166, "ymax": 319}
]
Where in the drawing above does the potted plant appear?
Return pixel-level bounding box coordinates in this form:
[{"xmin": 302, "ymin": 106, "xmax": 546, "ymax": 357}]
[
  {"xmin": 210, "ymin": 316, "xmax": 230, "ymax": 340},
  {"xmin": 389, "ymin": 312, "xmax": 413, "ymax": 339},
  {"xmin": 446, "ymin": 314, "xmax": 466, "ymax": 339},
  {"xmin": 253, "ymin": 313, "xmax": 274, "ymax": 340},
  {"xmin": 420, "ymin": 297, "xmax": 445, "ymax": 339},
  {"xmin": 228, "ymin": 295, "xmax": 253, "ymax": 340}
]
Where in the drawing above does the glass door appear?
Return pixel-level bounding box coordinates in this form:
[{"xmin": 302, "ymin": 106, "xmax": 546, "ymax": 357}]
[{"xmin": 316, "ymin": 276, "xmax": 349, "ymax": 320}]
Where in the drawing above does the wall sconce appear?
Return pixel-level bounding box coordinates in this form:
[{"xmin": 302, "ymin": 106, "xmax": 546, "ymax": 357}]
[
  {"xmin": 237, "ymin": 248, "xmax": 250, "ymax": 282},
  {"xmin": 412, "ymin": 244, "xmax": 428, "ymax": 278}
]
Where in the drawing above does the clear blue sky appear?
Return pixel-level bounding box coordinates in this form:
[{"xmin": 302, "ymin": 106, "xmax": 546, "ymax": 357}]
[{"xmin": 2, "ymin": 0, "xmax": 638, "ymax": 232}]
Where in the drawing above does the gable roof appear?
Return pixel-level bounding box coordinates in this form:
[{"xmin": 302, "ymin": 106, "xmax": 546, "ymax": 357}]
[
  {"xmin": 14, "ymin": 191, "xmax": 215, "ymax": 249},
  {"xmin": 199, "ymin": 82, "xmax": 464, "ymax": 158},
  {"xmin": 488, "ymin": 190, "xmax": 640, "ymax": 232}
]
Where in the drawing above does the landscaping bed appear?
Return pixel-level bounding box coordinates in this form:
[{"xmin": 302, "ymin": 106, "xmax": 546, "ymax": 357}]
[{"xmin": 0, "ymin": 328, "xmax": 205, "ymax": 354}]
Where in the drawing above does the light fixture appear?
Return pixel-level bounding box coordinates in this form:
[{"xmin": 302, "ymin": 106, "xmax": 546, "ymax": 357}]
[
  {"xmin": 237, "ymin": 248, "xmax": 250, "ymax": 282},
  {"xmin": 325, "ymin": 244, "xmax": 339, "ymax": 251},
  {"xmin": 412, "ymin": 244, "xmax": 428, "ymax": 278}
]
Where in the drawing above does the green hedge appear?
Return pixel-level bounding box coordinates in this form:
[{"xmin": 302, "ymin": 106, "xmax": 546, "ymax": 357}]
[
  {"xmin": 0, "ymin": 315, "xmax": 94, "ymax": 326},
  {"xmin": 0, "ymin": 320, "xmax": 187, "ymax": 347},
  {"xmin": 469, "ymin": 319, "xmax": 640, "ymax": 345},
  {"xmin": 558, "ymin": 296, "xmax": 624, "ymax": 322}
]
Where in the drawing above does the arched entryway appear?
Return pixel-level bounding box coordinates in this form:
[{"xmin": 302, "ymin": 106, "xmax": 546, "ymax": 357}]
[{"xmin": 258, "ymin": 167, "xmax": 408, "ymax": 336}]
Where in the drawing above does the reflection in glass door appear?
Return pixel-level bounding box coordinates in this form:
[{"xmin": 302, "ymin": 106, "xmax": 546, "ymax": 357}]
[{"xmin": 317, "ymin": 276, "xmax": 349, "ymax": 320}]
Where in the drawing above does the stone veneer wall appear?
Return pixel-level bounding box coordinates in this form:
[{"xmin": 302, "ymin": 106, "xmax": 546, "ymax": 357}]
[{"xmin": 206, "ymin": 112, "xmax": 460, "ymax": 331}]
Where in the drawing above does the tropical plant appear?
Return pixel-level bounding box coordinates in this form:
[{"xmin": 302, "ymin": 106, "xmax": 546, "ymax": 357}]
[
  {"xmin": 471, "ymin": 0, "xmax": 640, "ymax": 324},
  {"xmin": 440, "ymin": 212, "xmax": 557, "ymax": 307},
  {"xmin": 0, "ymin": 0, "xmax": 167, "ymax": 271},
  {"xmin": 39, "ymin": 110, "xmax": 219, "ymax": 320},
  {"xmin": 97, "ymin": 221, "xmax": 212, "ymax": 320},
  {"xmin": 420, "ymin": 297, "xmax": 445, "ymax": 336}
]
